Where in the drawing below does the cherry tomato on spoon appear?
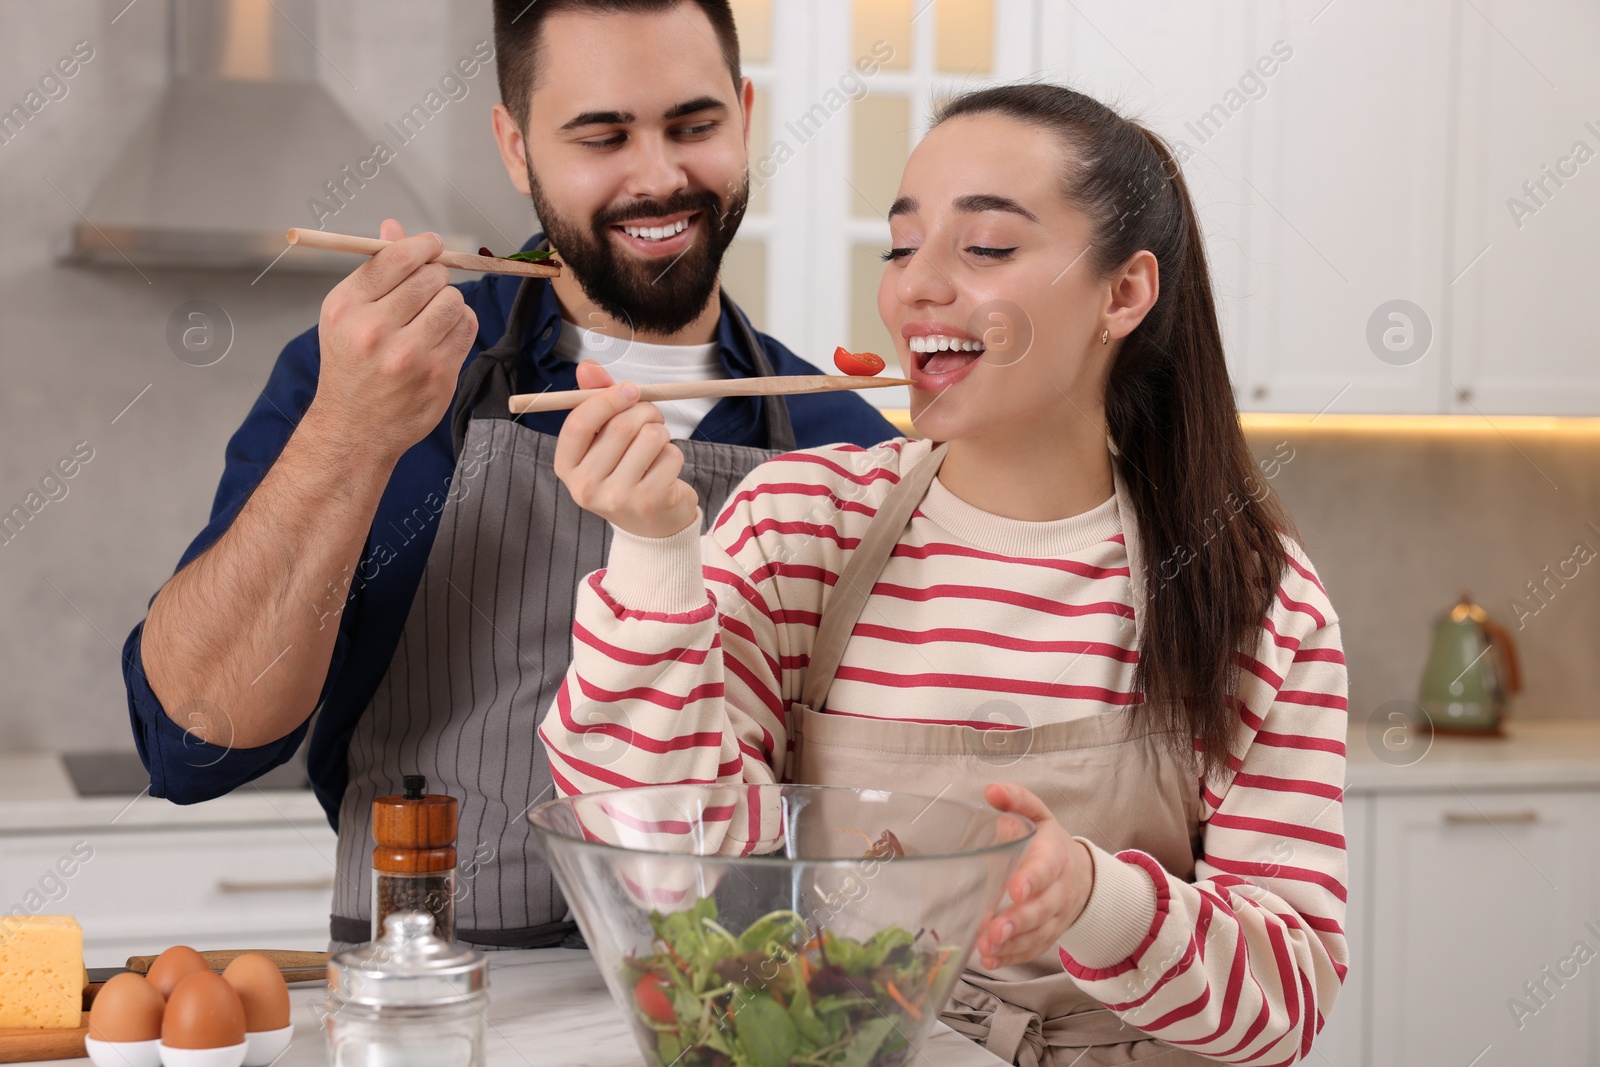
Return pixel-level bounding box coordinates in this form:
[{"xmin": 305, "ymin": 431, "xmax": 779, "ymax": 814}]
[{"xmin": 834, "ymin": 347, "xmax": 886, "ymax": 376}]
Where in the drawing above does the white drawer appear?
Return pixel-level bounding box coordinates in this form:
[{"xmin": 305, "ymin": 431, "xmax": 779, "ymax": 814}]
[{"xmin": 0, "ymin": 825, "xmax": 338, "ymax": 963}]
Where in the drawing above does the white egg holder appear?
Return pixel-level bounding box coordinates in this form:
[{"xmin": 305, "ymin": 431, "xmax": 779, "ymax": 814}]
[
  {"xmin": 84, "ymin": 1037, "xmax": 161, "ymax": 1067},
  {"xmin": 155, "ymin": 1044, "xmax": 246, "ymax": 1067},
  {"xmin": 84, "ymin": 1025, "xmax": 292, "ymax": 1067}
]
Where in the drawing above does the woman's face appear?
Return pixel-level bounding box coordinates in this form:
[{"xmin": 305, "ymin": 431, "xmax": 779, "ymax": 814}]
[{"xmin": 877, "ymin": 114, "xmax": 1129, "ymax": 444}]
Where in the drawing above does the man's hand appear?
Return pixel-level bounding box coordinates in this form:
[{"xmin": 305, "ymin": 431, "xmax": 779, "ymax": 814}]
[
  {"xmin": 976, "ymin": 782, "xmax": 1096, "ymax": 969},
  {"xmin": 308, "ymin": 219, "xmax": 479, "ymax": 460},
  {"xmin": 554, "ymin": 362, "xmax": 699, "ymax": 539}
]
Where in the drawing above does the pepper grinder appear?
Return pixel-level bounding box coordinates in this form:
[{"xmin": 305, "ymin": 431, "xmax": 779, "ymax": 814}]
[{"xmin": 372, "ymin": 775, "xmax": 458, "ymax": 943}]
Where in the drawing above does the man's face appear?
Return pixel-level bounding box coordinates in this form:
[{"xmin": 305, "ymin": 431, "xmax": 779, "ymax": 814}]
[{"xmin": 513, "ymin": 6, "xmax": 752, "ymax": 335}]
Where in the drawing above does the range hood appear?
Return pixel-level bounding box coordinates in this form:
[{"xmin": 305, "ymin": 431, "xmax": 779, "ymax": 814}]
[{"xmin": 57, "ymin": 0, "xmax": 438, "ymax": 272}]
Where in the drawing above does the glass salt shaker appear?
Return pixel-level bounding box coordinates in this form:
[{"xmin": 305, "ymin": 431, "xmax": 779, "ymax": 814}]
[
  {"xmin": 325, "ymin": 910, "xmax": 488, "ymax": 1067},
  {"xmin": 372, "ymin": 774, "xmax": 458, "ymax": 943}
]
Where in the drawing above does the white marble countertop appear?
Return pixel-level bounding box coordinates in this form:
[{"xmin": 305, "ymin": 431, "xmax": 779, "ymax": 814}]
[
  {"xmin": 0, "ymin": 753, "xmax": 326, "ymax": 832},
  {"xmin": 10, "ymin": 716, "xmax": 1600, "ymax": 835},
  {"xmin": 13, "ymin": 949, "xmax": 1007, "ymax": 1067},
  {"xmin": 1344, "ymin": 717, "xmax": 1600, "ymax": 793}
]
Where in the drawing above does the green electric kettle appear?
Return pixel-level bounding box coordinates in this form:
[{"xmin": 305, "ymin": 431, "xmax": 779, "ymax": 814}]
[{"xmin": 1417, "ymin": 592, "xmax": 1521, "ymax": 734}]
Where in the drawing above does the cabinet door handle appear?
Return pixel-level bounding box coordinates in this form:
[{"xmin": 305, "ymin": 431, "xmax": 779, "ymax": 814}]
[
  {"xmin": 1443, "ymin": 810, "xmax": 1539, "ymax": 826},
  {"xmin": 216, "ymin": 877, "xmax": 337, "ymax": 894}
]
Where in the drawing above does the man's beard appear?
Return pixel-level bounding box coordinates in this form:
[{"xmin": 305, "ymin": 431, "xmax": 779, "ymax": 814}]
[{"xmin": 526, "ymin": 161, "xmax": 749, "ymax": 336}]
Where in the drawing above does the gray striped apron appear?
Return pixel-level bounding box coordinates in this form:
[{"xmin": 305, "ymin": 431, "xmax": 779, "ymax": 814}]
[
  {"xmin": 328, "ymin": 274, "xmax": 796, "ymax": 949},
  {"xmin": 790, "ymin": 443, "xmax": 1211, "ymax": 1066}
]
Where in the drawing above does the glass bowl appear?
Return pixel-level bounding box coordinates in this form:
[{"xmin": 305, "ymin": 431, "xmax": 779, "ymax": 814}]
[{"xmin": 528, "ymin": 783, "xmax": 1033, "ymax": 1067}]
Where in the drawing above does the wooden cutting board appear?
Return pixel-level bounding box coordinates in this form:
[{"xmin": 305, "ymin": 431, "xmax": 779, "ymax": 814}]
[
  {"xmin": 0, "ymin": 1014, "xmax": 86, "ymax": 1065},
  {"xmin": 122, "ymin": 948, "xmax": 329, "ymax": 986}
]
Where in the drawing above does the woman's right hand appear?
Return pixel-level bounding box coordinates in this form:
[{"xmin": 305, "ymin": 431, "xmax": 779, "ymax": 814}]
[{"xmin": 553, "ymin": 361, "xmax": 700, "ymax": 539}]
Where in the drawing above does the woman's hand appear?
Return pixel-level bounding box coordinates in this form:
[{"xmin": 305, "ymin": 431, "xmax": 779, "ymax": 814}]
[
  {"xmin": 553, "ymin": 361, "xmax": 699, "ymax": 539},
  {"xmin": 976, "ymin": 782, "xmax": 1096, "ymax": 969}
]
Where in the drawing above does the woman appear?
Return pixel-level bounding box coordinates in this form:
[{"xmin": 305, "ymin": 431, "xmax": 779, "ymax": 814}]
[{"xmin": 540, "ymin": 83, "xmax": 1347, "ymax": 1066}]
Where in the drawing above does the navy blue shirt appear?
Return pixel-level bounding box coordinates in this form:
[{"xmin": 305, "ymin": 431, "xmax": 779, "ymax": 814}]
[{"xmin": 122, "ymin": 236, "xmax": 898, "ymax": 827}]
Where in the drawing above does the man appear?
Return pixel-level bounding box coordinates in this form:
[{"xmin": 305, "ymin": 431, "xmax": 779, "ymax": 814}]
[{"xmin": 122, "ymin": 0, "xmax": 896, "ymax": 950}]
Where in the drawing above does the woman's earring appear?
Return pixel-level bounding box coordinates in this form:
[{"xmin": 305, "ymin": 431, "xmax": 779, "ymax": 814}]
[{"xmin": 1100, "ymin": 329, "xmax": 1110, "ymax": 345}]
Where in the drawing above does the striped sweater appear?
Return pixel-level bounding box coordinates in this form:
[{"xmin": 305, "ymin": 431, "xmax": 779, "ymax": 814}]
[{"xmin": 539, "ymin": 437, "xmax": 1349, "ymax": 1065}]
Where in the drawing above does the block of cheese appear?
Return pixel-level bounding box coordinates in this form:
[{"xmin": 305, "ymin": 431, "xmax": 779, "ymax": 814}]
[{"xmin": 0, "ymin": 915, "xmax": 85, "ymax": 1028}]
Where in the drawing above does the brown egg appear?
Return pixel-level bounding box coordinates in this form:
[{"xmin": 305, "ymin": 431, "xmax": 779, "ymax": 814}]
[
  {"xmin": 146, "ymin": 945, "xmax": 209, "ymax": 999},
  {"xmin": 161, "ymin": 971, "xmax": 246, "ymax": 1049},
  {"xmin": 87, "ymin": 972, "xmax": 165, "ymax": 1042},
  {"xmin": 220, "ymin": 953, "xmax": 290, "ymax": 1032}
]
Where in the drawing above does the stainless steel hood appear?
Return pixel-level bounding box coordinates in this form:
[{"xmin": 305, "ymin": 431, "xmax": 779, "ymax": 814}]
[{"xmin": 58, "ymin": 0, "xmax": 437, "ymax": 272}]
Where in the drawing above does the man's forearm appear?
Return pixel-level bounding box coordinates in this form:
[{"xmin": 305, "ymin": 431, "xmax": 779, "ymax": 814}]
[{"xmin": 142, "ymin": 404, "xmax": 400, "ymax": 749}]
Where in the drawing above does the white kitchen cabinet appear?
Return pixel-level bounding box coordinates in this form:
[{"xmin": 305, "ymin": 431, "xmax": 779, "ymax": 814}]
[
  {"xmin": 1232, "ymin": 0, "xmax": 1457, "ymax": 416},
  {"xmin": 1445, "ymin": 0, "xmax": 1600, "ymax": 415},
  {"xmin": 1367, "ymin": 788, "xmax": 1600, "ymax": 1066},
  {"xmin": 1312, "ymin": 793, "xmax": 1369, "ymax": 1066},
  {"xmin": 1226, "ymin": 0, "xmax": 1598, "ymax": 416},
  {"xmin": 0, "ymin": 823, "xmax": 337, "ymax": 967}
]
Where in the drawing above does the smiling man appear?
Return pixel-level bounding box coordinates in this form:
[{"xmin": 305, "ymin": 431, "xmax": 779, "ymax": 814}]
[{"xmin": 121, "ymin": 0, "xmax": 896, "ymax": 951}]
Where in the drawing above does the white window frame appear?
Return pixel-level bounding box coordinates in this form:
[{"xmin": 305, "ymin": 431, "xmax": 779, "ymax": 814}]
[{"xmin": 735, "ymin": 0, "xmax": 1038, "ymax": 408}]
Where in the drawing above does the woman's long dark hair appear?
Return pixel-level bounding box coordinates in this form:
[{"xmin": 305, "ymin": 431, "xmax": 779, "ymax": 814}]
[{"xmin": 935, "ymin": 84, "xmax": 1294, "ymax": 784}]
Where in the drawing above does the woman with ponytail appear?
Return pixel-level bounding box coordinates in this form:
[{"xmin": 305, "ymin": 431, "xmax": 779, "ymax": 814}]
[{"xmin": 541, "ymin": 82, "xmax": 1347, "ymax": 1065}]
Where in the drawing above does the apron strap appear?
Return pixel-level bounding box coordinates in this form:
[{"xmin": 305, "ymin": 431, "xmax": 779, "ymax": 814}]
[
  {"xmin": 799, "ymin": 441, "xmax": 949, "ymax": 713},
  {"xmin": 449, "ymin": 254, "xmax": 549, "ymax": 459},
  {"xmin": 724, "ymin": 291, "xmax": 797, "ymax": 453},
  {"xmin": 450, "ymin": 271, "xmax": 798, "ymax": 458}
]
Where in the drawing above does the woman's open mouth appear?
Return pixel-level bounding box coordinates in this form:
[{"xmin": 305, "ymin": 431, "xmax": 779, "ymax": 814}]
[
  {"xmin": 908, "ymin": 333, "xmax": 987, "ymax": 390},
  {"xmin": 612, "ymin": 212, "xmax": 699, "ymax": 257}
]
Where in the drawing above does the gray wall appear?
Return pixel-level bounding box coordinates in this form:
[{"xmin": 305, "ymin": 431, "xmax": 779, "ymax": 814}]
[
  {"xmin": 1254, "ymin": 424, "xmax": 1600, "ymax": 735},
  {"xmin": 1, "ymin": 2, "xmax": 1593, "ymax": 756}
]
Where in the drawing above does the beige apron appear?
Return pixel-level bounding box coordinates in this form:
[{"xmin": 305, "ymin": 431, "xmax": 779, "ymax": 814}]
[{"xmin": 788, "ymin": 442, "xmax": 1213, "ymax": 1066}]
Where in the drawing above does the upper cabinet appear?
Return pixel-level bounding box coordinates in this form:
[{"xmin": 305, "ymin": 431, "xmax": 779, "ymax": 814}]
[
  {"xmin": 1236, "ymin": 0, "xmax": 1458, "ymax": 415},
  {"xmin": 731, "ymin": 1, "xmax": 1597, "ymax": 416},
  {"xmin": 1446, "ymin": 0, "xmax": 1600, "ymax": 415}
]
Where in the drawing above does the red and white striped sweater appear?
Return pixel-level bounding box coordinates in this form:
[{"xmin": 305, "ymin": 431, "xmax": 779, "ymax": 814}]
[{"xmin": 539, "ymin": 437, "xmax": 1349, "ymax": 1065}]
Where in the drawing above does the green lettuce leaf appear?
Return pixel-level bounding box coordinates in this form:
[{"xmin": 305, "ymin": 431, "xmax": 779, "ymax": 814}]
[
  {"xmin": 733, "ymin": 992, "xmax": 800, "ymax": 1067},
  {"xmin": 838, "ymin": 1017, "xmax": 899, "ymax": 1067}
]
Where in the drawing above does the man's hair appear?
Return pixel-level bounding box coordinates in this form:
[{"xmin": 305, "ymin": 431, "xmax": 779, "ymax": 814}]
[{"xmin": 493, "ymin": 0, "xmax": 742, "ymax": 132}]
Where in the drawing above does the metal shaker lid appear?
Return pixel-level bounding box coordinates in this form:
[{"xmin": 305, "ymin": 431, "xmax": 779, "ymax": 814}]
[{"xmin": 328, "ymin": 911, "xmax": 486, "ymax": 1006}]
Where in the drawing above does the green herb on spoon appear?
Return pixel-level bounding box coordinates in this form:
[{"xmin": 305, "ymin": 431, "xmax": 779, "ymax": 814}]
[{"xmin": 478, "ymin": 246, "xmax": 558, "ymax": 263}]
